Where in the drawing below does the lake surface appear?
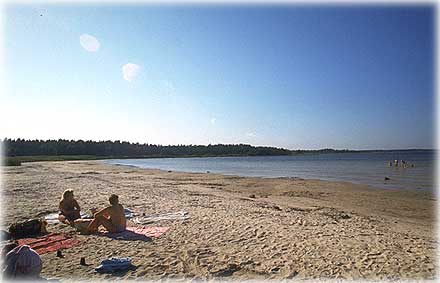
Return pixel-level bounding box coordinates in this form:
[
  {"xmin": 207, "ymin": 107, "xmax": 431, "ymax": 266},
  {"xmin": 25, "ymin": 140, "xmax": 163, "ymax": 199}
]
[{"xmin": 106, "ymin": 151, "xmax": 436, "ymax": 190}]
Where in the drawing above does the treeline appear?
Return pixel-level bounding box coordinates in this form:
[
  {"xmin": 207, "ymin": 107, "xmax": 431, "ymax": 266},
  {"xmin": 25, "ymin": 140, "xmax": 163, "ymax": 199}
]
[{"xmin": 2, "ymin": 138, "xmax": 292, "ymax": 157}]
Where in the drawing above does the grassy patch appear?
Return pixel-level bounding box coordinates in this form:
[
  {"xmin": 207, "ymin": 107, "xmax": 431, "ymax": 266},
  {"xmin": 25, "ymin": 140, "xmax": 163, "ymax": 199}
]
[
  {"xmin": 3, "ymin": 158, "xmax": 22, "ymax": 166},
  {"xmin": 3, "ymin": 155, "xmax": 100, "ymax": 166}
]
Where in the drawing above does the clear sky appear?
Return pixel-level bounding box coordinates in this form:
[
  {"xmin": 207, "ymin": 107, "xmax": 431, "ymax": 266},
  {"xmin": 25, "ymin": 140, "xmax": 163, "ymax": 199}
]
[{"xmin": 1, "ymin": 4, "xmax": 435, "ymax": 150}]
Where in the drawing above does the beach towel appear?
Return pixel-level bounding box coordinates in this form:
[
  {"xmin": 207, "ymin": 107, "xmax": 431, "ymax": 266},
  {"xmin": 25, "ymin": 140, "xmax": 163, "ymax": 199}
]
[
  {"xmin": 45, "ymin": 212, "xmax": 88, "ymax": 224},
  {"xmin": 95, "ymin": 257, "xmax": 134, "ymax": 273},
  {"xmin": 124, "ymin": 208, "xmax": 135, "ymax": 219},
  {"xmin": 132, "ymin": 211, "xmax": 189, "ymax": 224},
  {"xmin": 99, "ymin": 226, "xmax": 169, "ymax": 241},
  {"xmin": 17, "ymin": 233, "xmax": 81, "ymax": 255}
]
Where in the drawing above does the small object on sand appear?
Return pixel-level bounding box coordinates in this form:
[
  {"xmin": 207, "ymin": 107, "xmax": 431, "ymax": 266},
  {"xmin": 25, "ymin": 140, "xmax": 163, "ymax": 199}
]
[
  {"xmin": 273, "ymin": 205, "xmax": 282, "ymax": 211},
  {"xmin": 56, "ymin": 250, "xmax": 63, "ymax": 258},
  {"xmin": 80, "ymin": 257, "xmax": 86, "ymax": 266},
  {"xmin": 95, "ymin": 257, "xmax": 133, "ymax": 273},
  {"xmin": 384, "ymin": 177, "xmax": 390, "ymax": 181},
  {"xmin": 0, "ymin": 230, "xmax": 11, "ymax": 241},
  {"xmin": 249, "ymin": 194, "xmax": 256, "ymax": 199},
  {"xmin": 167, "ymin": 170, "xmax": 172, "ymax": 173},
  {"xmin": 206, "ymin": 171, "xmax": 210, "ymax": 173}
]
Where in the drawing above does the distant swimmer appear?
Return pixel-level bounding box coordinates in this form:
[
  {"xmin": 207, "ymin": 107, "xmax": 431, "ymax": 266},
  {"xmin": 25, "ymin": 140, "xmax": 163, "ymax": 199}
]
[{"xmin": 401, "ymin": 160, "xmax": 406, "ymax": 168}]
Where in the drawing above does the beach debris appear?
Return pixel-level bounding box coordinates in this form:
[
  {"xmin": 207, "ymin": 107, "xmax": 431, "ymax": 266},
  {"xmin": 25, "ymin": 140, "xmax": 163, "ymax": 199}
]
[
  {"xmin": 249, "ymin": 194, "xmax": 256, "ymax": 199},
  {"xmin": 286, "ymin": 270, "xmax": 299, "ymax": 278},
  {"xmin": 80, "ymin": 257, "xmax": 87, "ymax": 266},
  {"xmin": 211, "ymin": 263, "xmax": 240, "ymax": 277},
  {"xmin": 322, "ymin": 209, "xmax": 352, "ymax": 221},
  {"xmin": 273, "ymin": 205, "xmax": 282, "ymax": 211},
  {"xmin": 206, "ymin": 171, "xmax": 210, "ymax": 173},
  {"xmin": 167, "ymin": 170, "xmax": 172, "ymax": 173},
  {"xmin": 95, "ymin": 257, "xmax": 134, "ymax": 273},
  {"xmin": 56, "ymin": 250, "xmax": 63, "ymax": 258}
]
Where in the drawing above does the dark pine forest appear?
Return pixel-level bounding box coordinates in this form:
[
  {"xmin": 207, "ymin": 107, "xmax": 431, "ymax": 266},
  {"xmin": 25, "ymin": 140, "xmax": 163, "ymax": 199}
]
[{"xmin": 3, "ymin": 138, "xmax": 292, "ymax": 158}]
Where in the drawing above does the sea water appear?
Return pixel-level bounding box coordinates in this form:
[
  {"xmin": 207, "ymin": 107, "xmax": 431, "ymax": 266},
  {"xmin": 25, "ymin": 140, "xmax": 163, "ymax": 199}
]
[{"xmin": 106, "ymin": 150, "xmax": 435, "ymax": 190}]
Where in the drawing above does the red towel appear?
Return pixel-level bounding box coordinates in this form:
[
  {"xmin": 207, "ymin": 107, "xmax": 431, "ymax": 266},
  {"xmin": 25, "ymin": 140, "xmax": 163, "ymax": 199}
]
[{"xmin": 18, "ymin": 233, "xmax": 81, "ymax": 255}]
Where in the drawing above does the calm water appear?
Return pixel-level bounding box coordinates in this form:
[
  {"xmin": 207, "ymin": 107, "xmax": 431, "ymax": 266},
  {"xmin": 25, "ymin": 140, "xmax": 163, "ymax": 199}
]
[{"xmin": 106, "ymin": 151, "xmax": 436, "ymax": 190}]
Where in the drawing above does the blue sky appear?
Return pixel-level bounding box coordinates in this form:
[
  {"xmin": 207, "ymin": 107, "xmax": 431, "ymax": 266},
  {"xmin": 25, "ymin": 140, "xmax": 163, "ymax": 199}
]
[{"xmin": 2, "ymin": 4, "xmax": 435, "ymax": 150}]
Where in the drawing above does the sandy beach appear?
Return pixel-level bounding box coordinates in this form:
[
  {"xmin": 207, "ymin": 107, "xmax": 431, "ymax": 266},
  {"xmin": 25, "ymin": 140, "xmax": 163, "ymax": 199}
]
[{"xmin": 1, "ymin": 160, "xmax": 437, "ymax": 281}]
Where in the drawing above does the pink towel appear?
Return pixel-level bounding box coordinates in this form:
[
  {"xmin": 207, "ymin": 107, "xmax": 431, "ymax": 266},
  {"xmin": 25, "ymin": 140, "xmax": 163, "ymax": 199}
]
[{"xmin": 99, "ymin": 226, "xmax": 169, "ymax": 241}]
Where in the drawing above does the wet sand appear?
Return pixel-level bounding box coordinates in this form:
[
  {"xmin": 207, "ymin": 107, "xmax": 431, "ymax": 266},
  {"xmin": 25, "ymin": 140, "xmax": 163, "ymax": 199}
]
[{"xmin": 2, "ymin": 161, "xmax": 437, "ymax": 281}]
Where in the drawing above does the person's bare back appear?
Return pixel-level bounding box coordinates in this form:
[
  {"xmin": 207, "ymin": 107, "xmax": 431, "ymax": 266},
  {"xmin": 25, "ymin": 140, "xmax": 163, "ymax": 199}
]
[
  {"xmin": 87, "ymin": 194, "xmax": 126, "ymax": 233},
  {"xmin": 105, "ymin": 203, "xmax": 126, "ymax": 231}
]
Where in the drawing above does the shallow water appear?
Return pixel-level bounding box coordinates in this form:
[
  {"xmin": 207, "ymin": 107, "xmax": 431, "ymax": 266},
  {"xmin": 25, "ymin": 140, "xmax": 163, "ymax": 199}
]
[{"xmin": 106, "ymin": 150, "xmax": 435, "ymax": 190}]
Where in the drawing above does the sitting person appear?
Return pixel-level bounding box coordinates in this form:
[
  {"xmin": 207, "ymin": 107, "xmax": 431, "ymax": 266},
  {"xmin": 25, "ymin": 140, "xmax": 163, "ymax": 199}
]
[
  {"xmin": 58, "ymin": 189, "xmax": 81, "ymax": 225},
  {"xmin": 86, "ymin": 194, "xmax": 126, "ymax": 234}
]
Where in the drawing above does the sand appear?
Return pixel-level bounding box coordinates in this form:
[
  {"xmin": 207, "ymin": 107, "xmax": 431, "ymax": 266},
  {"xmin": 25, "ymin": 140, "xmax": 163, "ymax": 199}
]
[{"xmin": 1, "ymin": 160, "xmax": 437, "ymax": 281}]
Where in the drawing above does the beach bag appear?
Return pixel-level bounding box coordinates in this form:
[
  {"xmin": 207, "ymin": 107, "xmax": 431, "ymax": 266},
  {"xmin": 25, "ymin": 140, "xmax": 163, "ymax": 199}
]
[
  {"xmin": 3, "ymin": 245, "xmax": 42, "ymax": 279},
  {"xmin": 8, "ymin": 218, "xmax": 47, "ymax": 239}
]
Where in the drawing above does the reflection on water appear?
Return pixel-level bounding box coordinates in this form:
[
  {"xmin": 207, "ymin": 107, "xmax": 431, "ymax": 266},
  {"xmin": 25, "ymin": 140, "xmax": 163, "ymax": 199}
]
[{"xmin": 106, "ymin": 151, "xmax": 435, "ymax": 190}]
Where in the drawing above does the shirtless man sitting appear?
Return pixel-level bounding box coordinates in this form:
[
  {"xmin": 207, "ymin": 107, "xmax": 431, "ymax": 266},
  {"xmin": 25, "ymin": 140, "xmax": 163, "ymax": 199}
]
[{"xmin": 86, "ymin": 194, "xmax": 126, "ymax": 234}]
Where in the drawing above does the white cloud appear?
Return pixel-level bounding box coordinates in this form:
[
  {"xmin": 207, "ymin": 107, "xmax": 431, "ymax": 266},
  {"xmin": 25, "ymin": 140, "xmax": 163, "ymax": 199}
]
[
  {"xmin": 210, "ymin": 118, "xmax": 216, "ymax": 125},
  {"xmin": 79, "ymin": 34, "xmax": 100, "ymax": 52},
  {"xmin": 122, "ymin": 63, "xmax": 141, "ymax": 82},
  {"xmin": 246, "ymin": 132, "xmax": 256, "ymax": 137}
]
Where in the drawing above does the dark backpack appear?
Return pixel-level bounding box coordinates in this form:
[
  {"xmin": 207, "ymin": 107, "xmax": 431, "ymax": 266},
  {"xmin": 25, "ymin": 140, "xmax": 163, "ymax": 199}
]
[{"xmin": 8, "ymin": 219, "xmax": 47, "ymax": 239}]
